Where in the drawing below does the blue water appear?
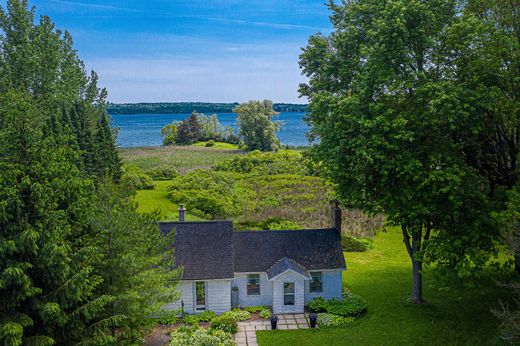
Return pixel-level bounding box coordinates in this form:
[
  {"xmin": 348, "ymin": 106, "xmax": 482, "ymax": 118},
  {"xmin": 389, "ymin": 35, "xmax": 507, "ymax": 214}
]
[{"xmin": 110, "ymin": 112, "xmax": 310, "ymax": 147}]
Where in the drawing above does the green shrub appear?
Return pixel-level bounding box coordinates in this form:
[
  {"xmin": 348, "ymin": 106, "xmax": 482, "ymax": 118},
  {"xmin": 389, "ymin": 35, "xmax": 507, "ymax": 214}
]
[
  {"xmin": 244, "ymin": 306, "xmax": 269, "ymax": 313},
  {"xmin": 215, "ymin": 150, "xmax": 305, "ymax": 175},
  {"xmin": 197, "ymin": 310, "xmax": 217, "ymax": 322},
  {"xmin": 205, "ymin": 140, "xmax": 215, "ymax": 147},
  {"xmin": 155, "ymin": 311, "xmax": 179, "ymax": 325},
  {"xmin": 169, "ymin": 325, "xmax": 236, "ymax": 346},
  {"xmin": 308, "ymin": 297, "xmax": 328, "ymax": 313},
  {"xmin": 182, "ymin": 311, "xmax": 216, "ymax": 325},
  {"xmin": 210, "ymin": 315, "xmax": 238, "ymax": 334},
  {"xmin": 146, "ymin": 166, "xmax": 179, "ymax": 180},
  {"xmin": 183, "ymin": 314, "xmax": 200, "ymax": 325},
  {"xmin": 259, "ymin": 309, "xmax": 272, "ymax": 319},
  {"xmin": 326, "ymin": 295, "xmax": 368, "ymax": 317},
  {"xmin": 316, "ymin": 313, "xmax": 355, "ymax": 327},
  {"xmin": 222, "ymin": 309, "xmax": 250, "ymax": 321},
  {"xmin": 341, "ymin": 236, "xmax": 373, "ymax": 252},
  {"xmin": 121, "ymin": 164, "xmax": 154, "ymax": 190}
]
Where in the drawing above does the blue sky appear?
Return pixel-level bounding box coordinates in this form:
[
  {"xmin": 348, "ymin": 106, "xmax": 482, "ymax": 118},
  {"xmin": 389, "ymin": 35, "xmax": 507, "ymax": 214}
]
[{"xmin": 3, "ymin": 0, "xmax": 333, "ymax": 103}]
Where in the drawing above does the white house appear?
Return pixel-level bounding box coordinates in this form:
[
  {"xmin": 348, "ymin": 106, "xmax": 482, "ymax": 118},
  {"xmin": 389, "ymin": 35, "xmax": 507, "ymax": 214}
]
[{"xmin": 159, "ymin": 204, "xmax": 346, "ymax": 315}]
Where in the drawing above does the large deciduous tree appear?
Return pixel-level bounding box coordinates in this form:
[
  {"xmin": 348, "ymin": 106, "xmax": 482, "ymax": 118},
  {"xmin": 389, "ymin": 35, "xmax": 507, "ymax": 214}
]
[
  {"xmin": 299, "ymin": 0, "xmax": 513, "ymax": 303},
  {"xmin": 234, "ymin": 100, "xmax": 281, "ymax": 151}
]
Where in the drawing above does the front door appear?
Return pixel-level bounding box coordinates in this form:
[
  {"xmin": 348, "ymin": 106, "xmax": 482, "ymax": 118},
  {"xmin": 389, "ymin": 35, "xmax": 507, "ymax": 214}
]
[
  {"xmin": 283, "ymin": 282, "xmax": 295, "ymax": 307},
  {"xmin": 195, "ymin": 281, "xmax": 206, "ymax": 311}
]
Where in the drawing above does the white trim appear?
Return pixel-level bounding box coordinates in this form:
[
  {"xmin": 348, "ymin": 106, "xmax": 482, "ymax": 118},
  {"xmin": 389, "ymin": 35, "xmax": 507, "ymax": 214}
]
[{"xmin": 268, "ymin": 268, "xmax": 312, "ymax": 281}]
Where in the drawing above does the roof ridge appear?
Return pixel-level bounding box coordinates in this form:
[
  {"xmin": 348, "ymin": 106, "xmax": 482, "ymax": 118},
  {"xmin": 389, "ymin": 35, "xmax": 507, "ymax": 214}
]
[{"xmin": 233, "ymin": 228, "xmax": 335, "ymax": 234}]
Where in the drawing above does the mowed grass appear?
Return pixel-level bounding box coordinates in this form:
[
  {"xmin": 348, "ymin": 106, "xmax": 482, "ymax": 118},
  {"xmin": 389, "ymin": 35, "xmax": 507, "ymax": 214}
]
[
  {"xmin": 119, "ymin": 145, "xmax": 244, "ymax": 174},
  {"xmin": 257, "ymin": 227, "xmax": 511, "ymax": 346},
  {"xmin": 134, "ymin": 181, "xmax": 203, "ymax": 221}
]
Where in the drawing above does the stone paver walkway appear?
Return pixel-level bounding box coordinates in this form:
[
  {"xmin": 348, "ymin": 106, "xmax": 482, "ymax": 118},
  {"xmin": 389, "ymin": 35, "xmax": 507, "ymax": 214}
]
[{"xmin": 235, "ymin": 314, "xmax": 316, "ymax": 346}]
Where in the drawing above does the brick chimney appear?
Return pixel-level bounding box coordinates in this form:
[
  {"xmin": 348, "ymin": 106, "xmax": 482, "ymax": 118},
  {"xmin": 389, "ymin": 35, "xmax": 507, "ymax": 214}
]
[
  {"xmin": 179, "ymin": 204, "xmax": 186, "ymax": 222},
  {"xmin": 331, "ymin": 201, "xmax": 342, "ymax": 236}
]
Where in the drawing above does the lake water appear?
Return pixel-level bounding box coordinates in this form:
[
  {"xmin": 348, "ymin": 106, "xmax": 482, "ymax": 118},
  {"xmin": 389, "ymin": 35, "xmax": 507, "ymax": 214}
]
[{"xmin": 110, "ymin": 112, "xmax": 310, "ymax": 147}]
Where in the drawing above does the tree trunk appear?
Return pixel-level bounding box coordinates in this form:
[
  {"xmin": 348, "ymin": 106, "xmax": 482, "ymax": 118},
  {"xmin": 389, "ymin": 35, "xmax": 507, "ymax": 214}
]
[
  {"xmin": 402, "ymin": 225, "xmax": 425, "ymax": 304},
  {"xmin": 411, "ymin": 256, "xmax": 423, "ymax": 304}
]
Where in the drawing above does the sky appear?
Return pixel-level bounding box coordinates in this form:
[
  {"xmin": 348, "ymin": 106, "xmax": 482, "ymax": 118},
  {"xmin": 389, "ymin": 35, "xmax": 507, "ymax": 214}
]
[{"xmin": 1, "ymin": 0, "xmax": 333, "ymax": 103}]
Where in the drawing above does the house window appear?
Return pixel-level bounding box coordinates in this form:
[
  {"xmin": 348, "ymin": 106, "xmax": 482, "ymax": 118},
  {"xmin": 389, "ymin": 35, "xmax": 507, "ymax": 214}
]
[
  {"xmin": 195, "ymin": 281, "xmax": 206, "ymax": 311},
  {"xmin": 247, "ymin": 274, "xmax": 260, "ymax": 295},
  {"xmin": 310, "ymin": 272, "xmax": 323, "ymax": 293},
  {"xmin": 284, "ymin": 282, "xmax": 295, "ymax": 305}
]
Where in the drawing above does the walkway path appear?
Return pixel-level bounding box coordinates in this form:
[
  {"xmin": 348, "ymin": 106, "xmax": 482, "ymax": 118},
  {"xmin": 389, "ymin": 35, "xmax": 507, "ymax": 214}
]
[{"xmin": 235, "ymin": 314, "xmax": 315, "ymax": 346}]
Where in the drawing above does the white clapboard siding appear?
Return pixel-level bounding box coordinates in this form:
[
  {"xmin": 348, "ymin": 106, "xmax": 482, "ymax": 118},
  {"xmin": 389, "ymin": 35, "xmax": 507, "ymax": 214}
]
[
  {"xmin": 232, "ymin": 273, "xmax": 273, "ymax": 307},
  {"xmin": 207, "ymin": 280, "xmax": 232, "ymax": 314},
  {"xmin": 304, "ymin": 270, "xmax": 344, "ymax": 304},
  {"xmin": 163, "ymin": 281, "xmax": 194, "ymax": 314},
  {"xmin": 272, "ymin": 271, "xmax": 307, "ymax": 314}
]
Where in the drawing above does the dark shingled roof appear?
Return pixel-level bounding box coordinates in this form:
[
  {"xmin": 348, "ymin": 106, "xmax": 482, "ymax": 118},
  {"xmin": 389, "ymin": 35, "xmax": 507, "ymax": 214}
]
[
  {"xmin": 266, "ymin": 257, "xmax": 311, "ymax": 280},
  {"xmin": 159, "ymin": 221, "xmax": 234, "ymax": 280},
  {"xmin": 233, "ymin": 229, "xmax": 346, "ymax": 273}
]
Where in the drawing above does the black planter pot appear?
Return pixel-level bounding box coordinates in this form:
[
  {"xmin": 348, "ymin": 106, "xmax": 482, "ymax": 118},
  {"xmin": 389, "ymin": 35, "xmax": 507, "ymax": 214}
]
[
  {"xmin": 309, "ymin": 313, "xmax": 317, "ymax": 328},
  {"xmin": 270, "ymin": 315, "xmax": 278, "ymax": 330}
]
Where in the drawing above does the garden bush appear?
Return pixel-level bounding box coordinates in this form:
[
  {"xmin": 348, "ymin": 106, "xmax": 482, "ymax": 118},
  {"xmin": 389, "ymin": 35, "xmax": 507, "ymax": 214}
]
[
  {"xmin": 155, "ymin": 311, "xmax": 179, "ymax": 325},
  {"xmin": 316, "ymin": 313, "xmax": 355, "ymax": 327},
  {"xmin": 221, "ymin": 309, "xmax": 251, "ymax": 321},
  {"xmin": 205, "ymin": 140, "xmax": 215, "ymax": 147},
  {"xmin": 341, "ymin": 236, "xmax": 373, "ymax": 252},
  {"xmin": 169, "ymin": 326, "xmax": 236, "ymax": 346},
  {"xmin": 121, "ymin": 164, "xmax": 154, "ymax": 190},
  {"xmin": 183, "ymin": 310, "xmax": 216, "ymax": 325},
  {"xmin": 210, "ymin": 315, "xmax": 238, "ymax": 334},
  {"xmin": 244, "ymin": 305, "xmax": 269, "ymax": 313},
  {"xmin": 308, "ymin": 297, "xmax": 328, "ymax": 313},
  {"xmin": 259, "ymin": 309, "xmax": 272, "ymax": 319},
  {"xmin": 146, "ymin": 166, "xmax": 179, "ymax": 180},
  {"xmin": 308, "ymin": 294, "xmax": 368, "ymax": 317},
  {"xmin": 326, "ymin": 295, "xmax": 368, "ymax": 317}
]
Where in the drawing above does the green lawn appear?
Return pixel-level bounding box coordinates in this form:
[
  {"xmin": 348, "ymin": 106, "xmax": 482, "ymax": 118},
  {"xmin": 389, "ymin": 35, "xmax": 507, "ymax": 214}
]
[
  {"xmin": 119, "ymin": 145, "xmax": 244, "ymax": 174},
  {"xmin": 134, "ymin": 181, "xmax": 203, "ymax": 221},
  {"xmin": 257, "ymin": 228, "xmax": 510, "ymax": 346},
  {"xmin": 191, "ymin": 141, "xmax": 240, "ymax": 150}
]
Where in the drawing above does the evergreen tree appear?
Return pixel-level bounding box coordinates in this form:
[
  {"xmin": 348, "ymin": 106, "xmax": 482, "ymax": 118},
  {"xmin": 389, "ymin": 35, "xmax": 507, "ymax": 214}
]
[
  {"xmin": 90, "ymin": 180, "xmax": 181, "ymax": 343},
  {"xmin": 0, "ymin": 91, "xmax": 117, "ymax": 346},
  {"xmin": 0, "ymin": 0, "xmax": 121, "ymax": 179}
]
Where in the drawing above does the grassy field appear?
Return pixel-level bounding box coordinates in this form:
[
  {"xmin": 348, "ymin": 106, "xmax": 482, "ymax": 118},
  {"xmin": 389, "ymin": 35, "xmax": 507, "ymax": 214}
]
[
  {"xmin": 134, "ymin": 180, "xmax": 203, "ymax": 221},
  {"xmin": 119, "ymin": 145, "xmax": 244, "ymax": 174},
  {"xmin": 257, "ymin": 227, "xmax": 510, "ymax": 346}
]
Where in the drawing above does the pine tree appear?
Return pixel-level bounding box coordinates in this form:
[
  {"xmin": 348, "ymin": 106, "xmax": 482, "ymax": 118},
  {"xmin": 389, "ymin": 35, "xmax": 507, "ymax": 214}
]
[
  {"xmin": 0, "ymin": 91, "xmax": 117, "ymax": 346},
  {"xmin": 90, "ymin": 180, "xmax": 181, "ymax": 343}
]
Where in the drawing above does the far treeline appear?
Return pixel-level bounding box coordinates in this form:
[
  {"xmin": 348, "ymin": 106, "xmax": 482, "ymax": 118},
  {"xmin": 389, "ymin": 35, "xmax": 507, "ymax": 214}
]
[{"xmin": 107, "ymin": 102, "xmax": 307, "ymax": 114}]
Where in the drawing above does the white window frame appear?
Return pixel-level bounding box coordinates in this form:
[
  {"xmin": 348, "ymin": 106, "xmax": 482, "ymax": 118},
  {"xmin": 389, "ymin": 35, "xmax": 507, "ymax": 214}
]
[
  {"xmin": 283, "ymin": 282, "xmax": 295, "ymax": 306},
  {"xmin": 309, "ymin": 272, "xmax": 323, "ymax": 293},
  {"xmin": 247, "ymin": 274, "xmax": 261, "ymax": 295}
]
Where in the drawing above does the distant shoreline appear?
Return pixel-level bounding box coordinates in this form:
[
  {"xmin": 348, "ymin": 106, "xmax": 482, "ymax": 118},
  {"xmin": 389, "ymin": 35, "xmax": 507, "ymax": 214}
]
[{"xmin": 107, "ymin": 102, "xmax": 308, "ymax": 115}]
